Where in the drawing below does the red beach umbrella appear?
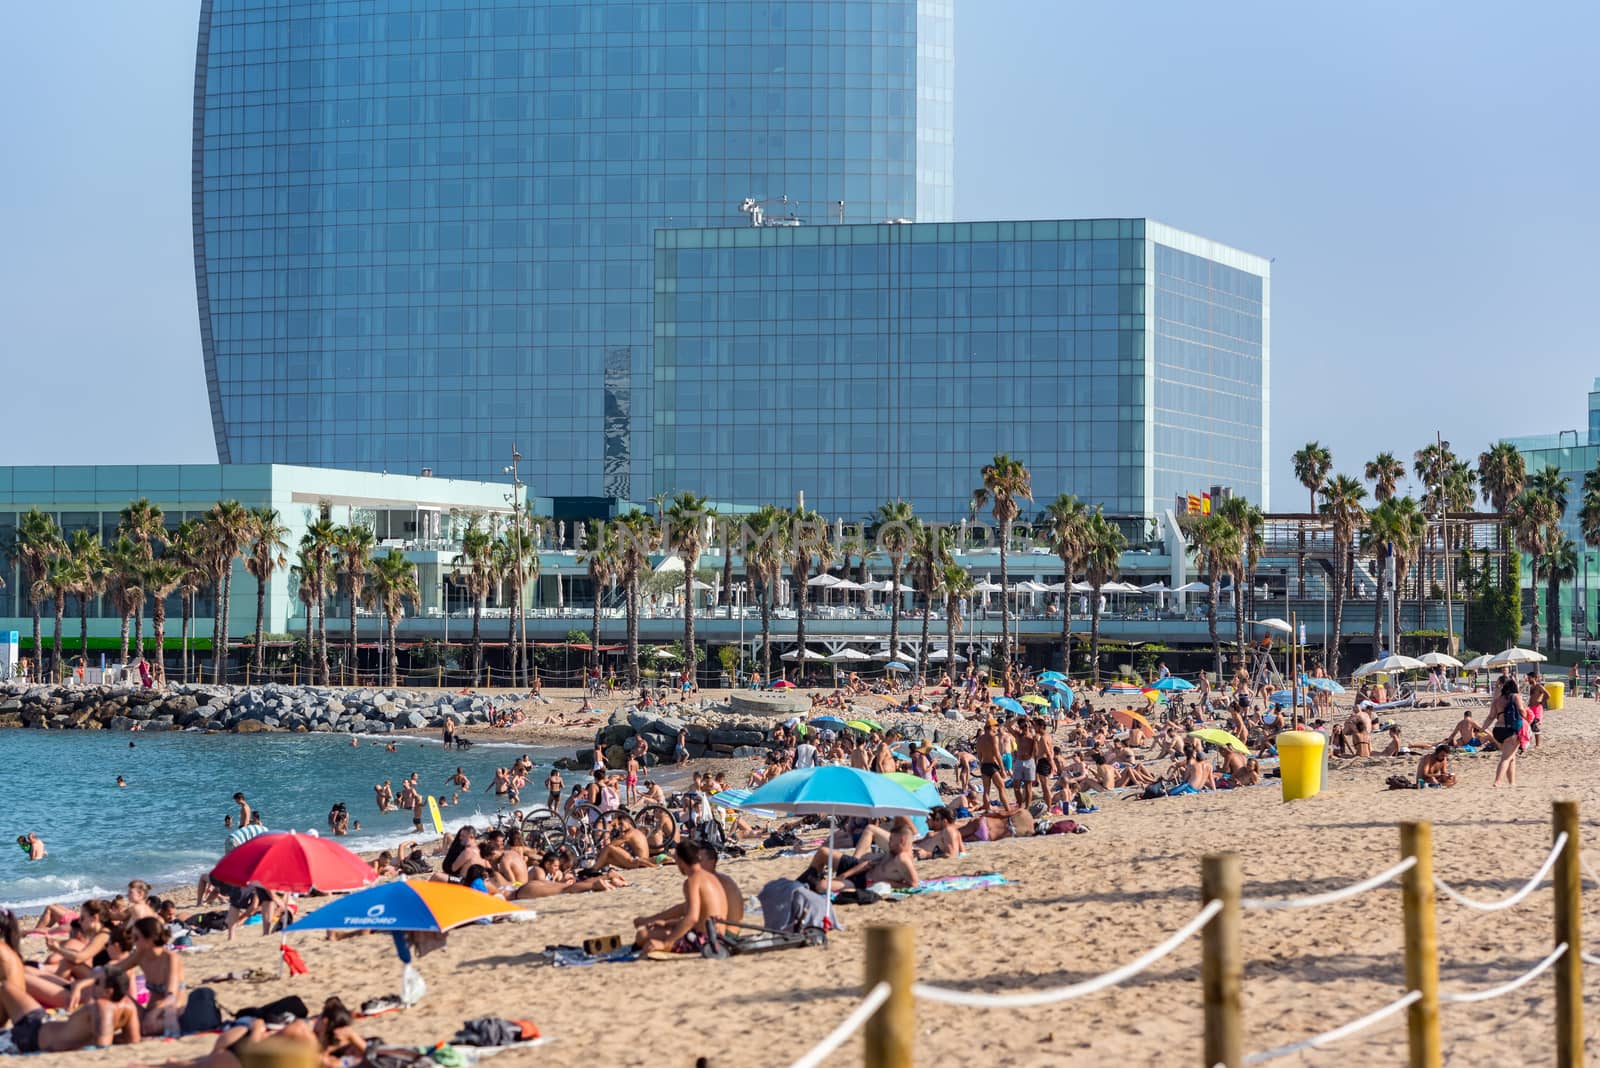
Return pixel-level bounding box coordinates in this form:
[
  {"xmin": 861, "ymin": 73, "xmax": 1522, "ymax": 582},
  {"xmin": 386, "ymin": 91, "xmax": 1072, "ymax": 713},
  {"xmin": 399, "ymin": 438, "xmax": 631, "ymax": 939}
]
[{"xmin": 210, "ymin": 832, "xmax": 377, "ymax": 894}]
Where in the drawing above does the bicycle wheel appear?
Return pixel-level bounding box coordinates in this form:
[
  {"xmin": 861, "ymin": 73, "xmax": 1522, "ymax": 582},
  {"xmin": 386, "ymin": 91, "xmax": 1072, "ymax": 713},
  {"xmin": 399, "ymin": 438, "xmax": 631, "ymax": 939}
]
[
  {"xmin": 633, "ymin": 805, "xmax": 678, "ymax": 852},
  {"xmin": 521, "ymin": 813, "xmax": 568, "ymax": 856}
]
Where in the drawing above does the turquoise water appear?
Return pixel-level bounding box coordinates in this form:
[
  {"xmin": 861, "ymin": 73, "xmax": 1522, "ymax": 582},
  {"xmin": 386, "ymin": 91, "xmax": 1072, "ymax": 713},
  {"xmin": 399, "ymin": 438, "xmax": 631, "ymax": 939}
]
[{"xmin": 0, "ymin": 730, "xmax": 564, "ymax": 909}]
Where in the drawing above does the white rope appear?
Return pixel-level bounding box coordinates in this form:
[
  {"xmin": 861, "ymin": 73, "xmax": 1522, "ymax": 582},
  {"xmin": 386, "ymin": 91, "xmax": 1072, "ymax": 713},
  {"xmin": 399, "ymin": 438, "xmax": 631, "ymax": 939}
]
[
  {"xmin": 787, "ymin": 982, "xmax": 891, "ymax": 1068},
  {"xmin": 1581, "ymin": 853, "xmax": 1600, "ymax": 889},
  {"xmin": 912, "ymin": 899, "xmax": 1222, "ymax": 1008},
  {"xmin": 1241, "ymin": 857, "xmax": 1416, "ymax": 911},
  {"xmin": 1433, "ymin": 832, "xmax": 1567, "ymax": 912},
  {"xmin": 1438, "ymin": 943, "xmax": 1567, "ymax": 1003},
  {"xmin": 1582, "ymin": 950, "xmax": 1600, "ymax": 967},
  {"xmin": 1241, "ymin": 990, "xmax": 1420, "ymax": 1065}
]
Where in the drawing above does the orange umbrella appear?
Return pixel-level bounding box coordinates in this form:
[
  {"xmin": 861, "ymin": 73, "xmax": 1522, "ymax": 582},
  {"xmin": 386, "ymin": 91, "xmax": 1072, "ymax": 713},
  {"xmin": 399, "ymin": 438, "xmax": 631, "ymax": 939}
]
[{"xmin": 1112, "ymin": 709, "xmax": 1151, "ymax": 731}]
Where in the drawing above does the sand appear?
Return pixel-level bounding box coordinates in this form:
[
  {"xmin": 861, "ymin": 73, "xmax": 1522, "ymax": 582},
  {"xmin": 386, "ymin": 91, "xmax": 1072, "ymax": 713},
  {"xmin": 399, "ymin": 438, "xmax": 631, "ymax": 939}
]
[{"xmin": 56, "ymin": 688, "xmax": 1600, "ymax": 1067}]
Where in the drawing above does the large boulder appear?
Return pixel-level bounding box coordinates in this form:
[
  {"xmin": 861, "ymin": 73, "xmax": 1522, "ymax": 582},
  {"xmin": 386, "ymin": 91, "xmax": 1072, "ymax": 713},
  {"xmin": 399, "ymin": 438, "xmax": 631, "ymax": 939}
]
[{"xmin": 235, "ymin": 719, "xmax": 272, "ymax": 733}]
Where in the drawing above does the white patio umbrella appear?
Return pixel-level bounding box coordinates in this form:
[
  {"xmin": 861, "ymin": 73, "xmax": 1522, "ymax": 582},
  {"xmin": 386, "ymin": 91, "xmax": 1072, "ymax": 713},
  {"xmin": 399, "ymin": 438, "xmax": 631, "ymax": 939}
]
[
  {"xmin": 1140, "ymin": 582, "xmax": 1171, "ymax": 593},
  {"xmin": 1173, "ymin": 581, "xmax": 1211, "ymax": 594},
  {"xmin": 827, "ymin": 648, "xmax": 872, "ymax": 662},
  {"xmin": 1461, "ymin": 653, "xmax": 1494, "ymax": 671},
  {"xmin": 1416, "ymin": 651, "xmax": 1463, "ymax": 668},
  {"xmin": 973, "ymin": 580, "xmax": 1004, "ymax": 593},
  {"xmin": 1070, "ymin": 581, "xmax": 1094, "ymax": 593},
  {"xmin": 1352, "ymin": 654, "xmax": 1427, "ymax": 677},
  {"xmin": 831, "ymin": 579, "xmax": 864, "ymax": 591},
  {"xmin": 781, "ymin": 647, "xmax": 830, "ymax": 662},
  {"xmin": 1103, "ymin": 581, "xmax": 1143, "ymax": 594},
  {"xmin": 926, "ymin": 648, "xmax": 967, "ymax": 663},
  {"xmin": 1254, "ymin": 618, "xmax": 1293, "ymax": 634},
  {"xmin": 1485, "ymin": 647, "xmax": 1548, "ymax": 668},
  {"xmin": 806, "ymin": 573, "xmax": 839, "ymax": 587}
]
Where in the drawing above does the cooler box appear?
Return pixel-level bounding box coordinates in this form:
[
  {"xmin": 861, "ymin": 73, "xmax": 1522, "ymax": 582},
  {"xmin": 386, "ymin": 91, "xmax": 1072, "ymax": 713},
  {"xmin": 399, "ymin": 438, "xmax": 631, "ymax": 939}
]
[
  {"xmin": 1277, "ymin": 731, "xmax": 1326, "ymax": 801},
  {"xmin": 1545, "ymin": 681, "xmax": 1565, "ymax": 710}
]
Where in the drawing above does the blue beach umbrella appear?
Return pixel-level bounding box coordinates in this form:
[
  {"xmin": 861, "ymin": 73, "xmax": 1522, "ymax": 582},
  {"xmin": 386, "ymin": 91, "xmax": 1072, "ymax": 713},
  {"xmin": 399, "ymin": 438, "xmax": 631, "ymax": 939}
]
[
  {"xmin": 741, "ymin": 767, "xmax": 932, "ymax": 902},
  {"xmin": 1043, "ymin": 679, "xmax": 1074, "ymax": 694},
  {"xmin": 1038, "ymin": 670, "xmax": 1067, "ymax": 683},
  {"xmin": 710, "ymin": 788, "xmax": 780, "ymax": 820},
  {"xmin": 1305, "ymin": 678, "xmax": 1345, "ymax": 694},
  {"xmin": 992, "ymin": 696, "xmax": 1025, "ymax": 716},
  {"xmin": 809, "ymin": 715, "xmax": 849, "ymax": 731},
  {"xmin": 287, "ymin": 879, "xmax": 520, "ymax": 934},
  {"xmin": 1152, "ymin": 677, "xmax": 1195, "ymax": 692},
  {"xmin": 885, "ymin": 661, "xmax": 911, "ymax": 672}
]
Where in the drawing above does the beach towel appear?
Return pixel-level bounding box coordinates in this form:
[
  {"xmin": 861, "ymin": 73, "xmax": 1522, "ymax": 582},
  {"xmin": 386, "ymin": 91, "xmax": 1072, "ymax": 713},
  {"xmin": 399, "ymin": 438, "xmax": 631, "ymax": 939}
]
[
  {"xmin": 538, "ymin": 944, "xmax": 640, "ymax": 967},
  {"xmin": 892, "ymin": 873, "xmax": 1007, "ymax": 897}
]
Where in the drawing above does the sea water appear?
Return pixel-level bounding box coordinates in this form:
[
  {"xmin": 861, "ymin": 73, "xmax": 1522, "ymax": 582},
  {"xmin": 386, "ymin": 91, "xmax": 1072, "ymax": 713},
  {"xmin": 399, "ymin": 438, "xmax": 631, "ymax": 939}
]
[{"xmin": 0, "ymin": 729, "xmax": 565, "ymax": 908}]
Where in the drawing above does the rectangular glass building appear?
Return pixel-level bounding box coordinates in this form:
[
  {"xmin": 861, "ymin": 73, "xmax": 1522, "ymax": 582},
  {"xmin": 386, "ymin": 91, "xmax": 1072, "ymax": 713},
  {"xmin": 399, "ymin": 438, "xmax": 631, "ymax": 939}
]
[{"xmin": 651, "ymin": 218, "xmax": 1269, "ymax": 519}]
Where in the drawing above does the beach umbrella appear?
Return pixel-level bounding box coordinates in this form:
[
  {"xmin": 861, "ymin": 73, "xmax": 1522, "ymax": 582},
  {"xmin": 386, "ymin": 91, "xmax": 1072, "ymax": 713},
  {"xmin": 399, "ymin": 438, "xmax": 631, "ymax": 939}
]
[
  {"xmin": 925, "ymin": 648, "xmax": 966, "ymax": 663},
  {"xmin": 1254, "ymin": 618, "xmax": 1293, "ymax": 634},
  {"xmin": 1173, "ymin": 581, "xmax": 1210, "ymax": 593},
  {"xmin": 1103, "ymin": 684, "xmax": 1144, "ymax": 696},
  {"xmin": 992, "ymin": 696, "xmax": 1025, "ymax": 715},
  {"xmin": 1415, "ymin": 651, "xmax": 1463, "ymax": 668},
  {"xmin": 1112, "ymin": 708, "xmax": 1152, "ymax": 731},
  {"xmin": 810, "ymin": 715, "xmax": 848, "ymax": 730},
  {"xmin": 1352, "ymin": 654, "xmax": 1426, "ymax": 677},
  {"xmin": 652, "ymin": 647, "xmax": 680, "ymax": 660},
  {"xmin": 1141, "ymin": 582, "xmax": 1172, "ymax": 593},
  {"xmin": 885, "ymin": 660, "xmax": 911, "ymax": 672},
  {"xmin": 1070, "ymin": 581, "xmax": 1095, "ymax": 593},
  {"xmin": 1269, "ymin": 690, "xmax": 1310, "ymax": 707},
  {"xmin": 1151, "ymin": 677, "xmax": 1195, "ymax": 692},
  {"xmin": 844, "ymin": 719, "xmax": 877, "ymax": 734},
  {"xmin": 287, "ymin": 879, "xmax": 520, "ymax": 934},
  {"xmin": 891, "ymin": 742, "xmax": 959, "ymax": 767},
  {"xmin": 1305, "ymin": 677, "xmax": 1345, "ymax": 694},
  {"xmin": 972, "ymin": 581, "xmax": 1003, "ymax": 593},
  {"xmin": 806, "ymin": 574, "xmax": 839, "ymax": 587},
  {"xmin": 1020, "ymin": 694, "xmax": 1050, "ymax": 706},
  {"xmin": 1461, "ymin": 653, "xmax": 1494, "ymax": 671},
  {"xmin": 741, "ymin": 766, "xmax": 932, "ymax": 903},
  {"xmin": 1188, "ymin": 728, "xmax": 1248, "ymax": 754},
  {"xmin": 827, "ymin": 648, "xmax": 872, "ymax": 662},
  {"xmin": 771, "ymin": 680, "xmax": 796, "ymax": 689},
  {"xmin": 1038, "ymin": 670, "xmax": 1067, "ymax": 683},
  {"xmin": 709, "ymin": 788, "xmax": 780, "ymax": 820},
  {"xmin": 781, "ymin": 647, "xmax": 829, "ymax": 662},
  {"xmin": 210, "ymin": 832, "xmax": 376, "ymax": 895},
  {"xmin": 1485, "ymin": 647, "xmax": 1547, "ymax": 668},
  {"xmin": 1043, "ymin": 679, "xmax": 1074, "ymax": 694}
]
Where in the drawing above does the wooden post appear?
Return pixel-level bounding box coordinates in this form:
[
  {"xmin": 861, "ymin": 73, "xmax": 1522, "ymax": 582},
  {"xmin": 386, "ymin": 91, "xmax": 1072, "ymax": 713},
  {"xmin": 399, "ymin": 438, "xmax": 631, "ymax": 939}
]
[
  {"xmin": 241, "ymin": 1036, "xmax": 318, "ymax": 1068},
  {"xmin": 1400, "ymin": 821, "xmax": 1441, "ymax": 1068},
  {"xmin": 1201, "ymin": 853, "xmax": 1243, "ymax": 1068},
  {"xmin": 437, "ymin": 664, "xmax": 444, "ymax": 688},
  {"xmin": 244, "ymin": 662, "xmax": 250, "ymax": 686},
  {"xmin": 291, "ymin": 663, "xmax": 297, "ymax": 686},
  {"xmin": 1553, "ymin": 800, "xmax": 1583, "ymax": 1067},
  {"xmin": 864, "ymin": 925, "xmax": 914, "ymax": 1068}
]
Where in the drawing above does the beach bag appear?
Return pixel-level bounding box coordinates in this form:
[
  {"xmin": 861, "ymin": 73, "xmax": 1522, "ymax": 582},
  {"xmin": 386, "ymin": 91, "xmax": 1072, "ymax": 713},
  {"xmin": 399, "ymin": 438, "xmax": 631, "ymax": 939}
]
[
  {"xmin": 399, "ymin": 854, "xmax": 432, "ymax": 876},
  {"xmin": 179, "ymin": 987, "xmax": 224, "ymax": 1034},
  {"xmin": 237, "ymin": 994, "xmax": 309, "ymax": 1022},
  {"xmin": 1141, "ymin": 783, "xmax": 1168, "ymax": 800}
]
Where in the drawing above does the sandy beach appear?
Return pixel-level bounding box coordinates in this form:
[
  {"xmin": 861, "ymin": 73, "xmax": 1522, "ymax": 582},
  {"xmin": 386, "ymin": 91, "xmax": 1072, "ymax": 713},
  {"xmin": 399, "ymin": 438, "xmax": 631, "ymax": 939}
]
[{"xmin": 45, "ymin": 687, "xmax": 1600, "ymax": 1067}]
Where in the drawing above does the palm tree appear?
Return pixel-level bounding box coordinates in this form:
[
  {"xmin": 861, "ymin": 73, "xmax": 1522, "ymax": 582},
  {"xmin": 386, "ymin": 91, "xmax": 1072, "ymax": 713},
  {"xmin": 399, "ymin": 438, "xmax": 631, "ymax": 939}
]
[
  {"xmin": 665, "ymin": 492, "xmax": 712, "ymax": 683},
  {"xmin": 13, "ymin": 508, "xmax": 62, "ymax": 674},
  {"xmin": 67, "ymin": 529, "xmax": 104, "ymax": 665},
  {"xmin": 497, "ymin": 512, "xmax": 538, "ymax": 686},
  {"xmin": 1363, "ymin": 498, "xmax": 1425, "ymax": 658},
  {"xmin": 105, "ymin": 535, "xmax": 144, "ymax": 667},
  {"xmin": 167, "ymin": 520, "xmax": 206, "ymax": 683},
  {"xmin": 1319, "ymin": 474, "xmax": 1368, "ymax": 674},
  {"xmin": 290, "ymin": 548, "xmax": 315, "ymax": 676},
  {"xmin": 301, "ymin": 518, "xmax": 338, "ymax": 685},
  {"xmin": 717, "ymin": 515, "xmax": 739, "ymax": 617},
  {"xmin": 1388, "ymin": 497, "xmax": 1428, "ymax": 636},
  {"xmin": 1479, "ymin": 441, "xmax": 1528, "ymax": 563},
  {"xmin": 745, "ymin": 505, "xmax": 788, "ymax": 682},
  {"xmin": 580, "ymin": 520, "xmax": 619, "ymax": 674},
  {"xmin": 787, "ymin": 507, "xmax": 831, "ymax": 681},
  {"xmin": 202, "ymin": 500, "xmax": 251, "ymax": 683},
  {"xmin": 1365, "ymin": 452, "xmax": 1405, "ymax": 503},
  {"xmin": 1531, "ymin": 464, "xmax": 1571, "ymax": 514},
  {"xmin": 1510, "ymin": 479, "xmax": 1567, "ymax": 653},
  {"xmin": 1217, "ymin": 496, "xmax": 1264, "ymax": 656},
  {"xmin": 1292, "ymin": 442, "xmax": 1333, "ymax": 595},
  {"xmin": 874, "ymin": 500, "xmax": 916, "ymax": 662},
  {"xmin": 910, "ymin": 524, "xmax": 944, "ymax": 682},
  {"xmin": 613, "ymin": 509, "xmax": 657, "ymax": 689},
  {"xmin": 1187, "ymin": 514, "xmax": 1239, "ymax": 680},
  {"xmin": 971, "ymin": 454, "xmax": 1033, "ymax": 676},
  {"xmin": 333, "ymin": 524, "xmax": 375, "ymax": 683},
  {"xmin": 454, "ymin": 515, "xmax": 496, "ymax": 684},
  {"xmin": 366, "ymin": 550, "xmax": 419, "ymax": 686},
  {"xmin": 118, "ymin": 499, "xmax": 166, "ymax": 663},
  {"xmin": 1083, "ymin": 509, "xmax": 1129, "ymax": 685},
  {"xmin": 1042, "ymin": 494, "xmax": 1089, "ymax": 676},
  {"xmin": 1543, "ymin": 536, "xmax": 1579, "ymax": 654},
  {"xmin": 36, "ymin": 553, "xmax": 77, "ymax": 682},
  {"xmin": 244, "ymin": 509, "xmax": 289, "ymax": 675},
  {"xmin": 142, "ymin": 558, "xmax": 184, "ymax": 683},
  {"xmin": 941, "ymin": 562, "xmax": 975, "ymax": 674}
]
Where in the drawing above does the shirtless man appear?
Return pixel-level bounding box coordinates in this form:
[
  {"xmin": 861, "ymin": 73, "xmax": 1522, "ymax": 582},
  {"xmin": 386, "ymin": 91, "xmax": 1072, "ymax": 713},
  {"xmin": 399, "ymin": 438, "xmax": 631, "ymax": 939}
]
[
  {"xmin": 37, "ymin": 971, "xmax": 140, "ymax": 1051},
  {"xmin": 804, "ymin": 825, "xmax": 920, "ymax": 894},
  {"xmin": 634, "ymin": 842, "xmax": 728, "ymax": 953},
  {"xmin": 544, "ymin": 769, "xmax": 563, "ymax": 810},
  {"xmin": 1012, "ymin": 723, "xmax": 1039, "ymax": 808},
  {"xmin": 591, "ymin": 814, "xmax": 659, "ymax": 870},
  {"xmin": 232, "ymin": 792, "xmax": 252, "ymax": 828},
  {"xmin": 633, "ymin": 850, "xmax": 744, "ymax": 934},
  {"xmin": 447, "ymin": 767, "xmax": 471, "ymax": 794},
  {"xmin": 975, "ymin": 719, "xmax": 1006, "ymax": 806},
  {"xmin": 1416, "ymin": 745, "xmax": 1455, "ymax": 787},
  {"xmin": 1170, "ymin": 749, "xmax": 1217, "ymax": 794},
  {"xmin": 1445, "ymin": 712, "xmax": 1484, "ymax": 748},
  {"xmin": 17, "ymin": 833, "xmax": 45, "ymax": 861},
  {"xmin": 912, "ymin": 807, "xmax": 965, "ymax": 860},
  {"xmin": 373, "ymin": 780, "xmax": 393, "ymax": 813}
]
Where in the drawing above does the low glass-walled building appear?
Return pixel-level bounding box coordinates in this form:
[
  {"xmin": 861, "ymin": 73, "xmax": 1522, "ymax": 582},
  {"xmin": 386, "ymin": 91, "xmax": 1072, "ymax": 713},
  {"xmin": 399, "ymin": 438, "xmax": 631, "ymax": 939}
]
[{"xmin": 651, "ymin": 218, "xmax": 1269, "ymax": 520}]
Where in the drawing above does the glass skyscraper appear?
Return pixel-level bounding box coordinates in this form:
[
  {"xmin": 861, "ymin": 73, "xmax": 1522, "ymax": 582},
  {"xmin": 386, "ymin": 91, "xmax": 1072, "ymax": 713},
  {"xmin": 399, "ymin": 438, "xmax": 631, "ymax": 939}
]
[
  {"xmin": 653, "ymin": 219, "xmax": 1268, "ymax": 520},
  {"xmin": 194, "ymin": 0, "xmax": 955, "ymax": 497}
]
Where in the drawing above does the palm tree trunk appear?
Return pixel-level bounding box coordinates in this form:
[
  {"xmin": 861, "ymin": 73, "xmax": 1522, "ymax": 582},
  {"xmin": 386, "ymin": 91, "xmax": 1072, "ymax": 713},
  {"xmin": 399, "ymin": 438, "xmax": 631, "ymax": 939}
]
[
  {"xmin": 946, "ymin": 606, "xmax": 958, "ymax": 679},
  {"xmin": 589, "ymin": 587, "xmax": 602, "ymax": 677},
  {"xmin": 78, "ymin": 595, "xmax": 89, "ymax": 664},
  {"xmin": 627, "ymin": 575, "xmax": 641, "ymax": 690},
  {"xmin": 253, "ymin": 571, "xmax": 268, "ymax": 672},
  {"xmin": 795, "ymin": 575, "xmax": 809, "ymax": 685},
  {"xmin": 133, "ymin": 599, "xmax": 145, "ymax": 666},
  {"xmin": 889, "ymin": 558, "xmax": 902, "ymax": 660},
  {"xmin": 1233, "ymin": 577, "xmax": 1247, "ymax": 678},
  {"xmin": 1060, "ymin": 590, "xmax": 1072, "ymax": 677},
  {"xmin": 30, "ymin": 602, "xmax": 42, "ymax": 683},
  {"xmin": 1548, "ymin": 571, "xmax": 1560, "ymax": 654},
  {"xmin": 760, "ymin": 576, "xmax": 773, "ymax": 683},
  {"xmin": 152, "ymin": 597, "xmax": 168, "ymax": 684},
  {"xmin": 389, "ymin": 613, "xmax": 400, "ymax": 686},
  {"xmin": 348, "ymin": 591, "xmax": 359, "ymax": 686},
  {"xmin": 1208, "ymin": 568, "xmax": 1222, "ymax": 680},
  {"xmin": 1090, "ymin": 584, "xmax": 1103, "ymax": 685},
  {"xmin": 317, "ymin": 571, "xmax": 330, "ymax": 684},
  {"xmin": 918, "ymin": 584, "xmax": 932, "ymax": 684},
  {"xmin": 1529, "ymin": 552, "xmax": 1541, "ymax": 652},
  {"xmin": 721, "ymin": 540, "xmax": 734, "ymax": 618},
  {"xmin": 472, "ymin": 599, "xmax": 484, "ymax": 685},
  {"xmin": 683, "ymin": 566, "xmax": 696, "ymax": 686},
  {"xmin": 506, "ymin": 584, "xmax": 518, "ymax": 685},
  {"xmin": 180, "ymin": 595, "xmax": 191, "ymax": 684},
  {"xmin": 1330, "ymin": 543, "xmax": 1346, "ymax": 675},
  {"xmin": 998, "ymin": 521, "xmax": 1012, "ymax": 675},
  {"xmin": 1372, "ymin": 553, "xmax": 1384, "ymax": 660},
  {"xmin": 52, "ymin": 593, "xmax": 65, "ymax": 683},
  {"xmin": 217, "ymin": 573, "xmax": 232, "ymax": 684},
  {"xmin": 119, "ymin": 611, "xmax": 131, "ymax": 668}
]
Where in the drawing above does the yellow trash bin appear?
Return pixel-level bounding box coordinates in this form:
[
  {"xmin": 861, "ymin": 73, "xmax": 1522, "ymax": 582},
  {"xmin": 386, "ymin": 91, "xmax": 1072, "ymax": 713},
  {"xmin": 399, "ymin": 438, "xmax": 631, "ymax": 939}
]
[
  {"xmin": 1545, "ymin": 681, "xmax": 1565, "ymax": 711},
  {"xmin": 1277, "ymin": 730, "xmax": 1326, "ymax": 801}
]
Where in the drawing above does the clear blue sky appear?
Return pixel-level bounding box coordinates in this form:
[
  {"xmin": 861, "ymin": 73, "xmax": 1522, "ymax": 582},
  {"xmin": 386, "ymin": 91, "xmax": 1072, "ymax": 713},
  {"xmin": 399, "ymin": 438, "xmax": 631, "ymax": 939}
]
[{"xmin": 2, "ymin": 1, "xmax": 1595, "ymax": 508}]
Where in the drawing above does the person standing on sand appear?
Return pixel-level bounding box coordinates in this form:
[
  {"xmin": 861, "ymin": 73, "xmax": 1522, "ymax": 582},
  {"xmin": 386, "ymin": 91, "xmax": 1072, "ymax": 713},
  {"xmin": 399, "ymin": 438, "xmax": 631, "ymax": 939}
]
[
  {"xmin": 441, "ymin": 717, "xmax": 456, "ymax": 748},
  {"xmin": 1525, "ymin": 673, "xmax": 1548, "ymax": 749},
  {"xmin": 1490, "ymin": 678, "xmax": 1525, "ymax": 788},
  {"xmin": 975, "ymin": 719, "xmax": 1006, "ymax": 807}
]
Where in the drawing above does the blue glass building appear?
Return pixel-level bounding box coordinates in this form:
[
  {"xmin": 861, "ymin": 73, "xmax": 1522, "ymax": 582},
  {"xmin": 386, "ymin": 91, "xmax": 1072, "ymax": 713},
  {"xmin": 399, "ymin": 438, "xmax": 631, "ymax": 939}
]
[
  {"xmin": 652, "ymin": 218, "xmax": 1269, "ymax": 520},
  {"xmin": 193, "ymin": 0, "xmax": 955, "ymax": 498}
]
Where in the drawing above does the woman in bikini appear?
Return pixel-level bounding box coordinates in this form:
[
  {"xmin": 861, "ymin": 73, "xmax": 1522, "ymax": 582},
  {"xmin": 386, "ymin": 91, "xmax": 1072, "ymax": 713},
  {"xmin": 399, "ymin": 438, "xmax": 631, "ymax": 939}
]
[
  {"xmin": 1490, "ymin": 678, "xmax": 1526, "ymax": 788},
  {"xmin": 99, "ymin": 917, "xmax": 186, "ymax": 1036}
]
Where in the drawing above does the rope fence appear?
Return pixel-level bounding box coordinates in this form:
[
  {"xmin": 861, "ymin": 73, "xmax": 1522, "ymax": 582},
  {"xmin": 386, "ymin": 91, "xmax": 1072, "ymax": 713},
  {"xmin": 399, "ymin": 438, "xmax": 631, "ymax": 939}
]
[{"xmin": 822, "ymin": 800, "xmax": 1591, "ymax": 1068}]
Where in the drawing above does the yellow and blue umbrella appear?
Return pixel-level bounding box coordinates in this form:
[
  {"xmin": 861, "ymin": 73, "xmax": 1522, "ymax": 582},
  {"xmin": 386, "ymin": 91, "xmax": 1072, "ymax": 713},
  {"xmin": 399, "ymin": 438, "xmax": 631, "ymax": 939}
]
[
  {"xmin": 287, "ymin": 879, "xmax": 521, "ymax": 935},
  {"xmin": 1020, "ymin": 694, "xmax": 1050, "ymax": 706}
]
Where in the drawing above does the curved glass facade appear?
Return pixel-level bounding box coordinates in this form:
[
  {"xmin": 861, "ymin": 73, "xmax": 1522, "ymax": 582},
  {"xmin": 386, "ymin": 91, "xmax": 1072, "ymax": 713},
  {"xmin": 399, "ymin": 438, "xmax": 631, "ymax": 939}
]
[{"xmin": 195, "ymin": 0, "xmax": 954, "ymax": 496}]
